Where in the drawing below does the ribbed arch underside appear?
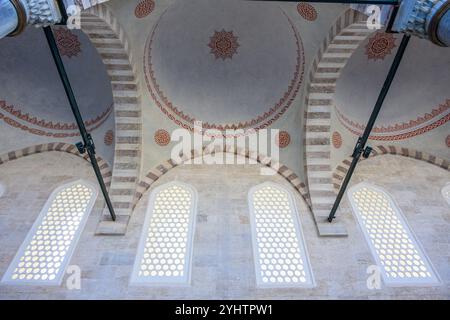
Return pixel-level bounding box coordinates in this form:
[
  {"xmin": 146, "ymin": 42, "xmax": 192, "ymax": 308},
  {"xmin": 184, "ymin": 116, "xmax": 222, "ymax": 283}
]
[{"xmin": 80, "ymin": 5, "xmax": 142, "ymax": 235}]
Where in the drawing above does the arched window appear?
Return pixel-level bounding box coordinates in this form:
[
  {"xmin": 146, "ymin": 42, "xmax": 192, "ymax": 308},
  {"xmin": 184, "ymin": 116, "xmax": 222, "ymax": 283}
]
[
  {"xmin": 1, "ymin": 180, "xmax": 98, "ymax": 285},
  {"xmin": 442, "ymin": 183, "xmax": 450, "ymax": 206},
  {"xmin": 248, "ymin": 182, "xmax": 315, "ymax": 288},
  {"xmin": 348, "ymin": 182, "xmax": 440, "ymax": 286},
  {"xmin": 131, "ymin": 181, "xmax": 197, "ymax": 285}
]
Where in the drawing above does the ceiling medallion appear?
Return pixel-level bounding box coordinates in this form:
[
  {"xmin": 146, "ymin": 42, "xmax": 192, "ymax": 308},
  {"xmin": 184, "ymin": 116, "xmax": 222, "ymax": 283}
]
[
  {"xmin": 297, "ymin": 3, "xmax": 318, "ymax": 21},
  {"xmin": 135, "ymin": 0, "xmax": 155, "ymax": 19},
  {"xmin": 208, "ymin": 30, "xmax": 240, "ymax": 61},
  {"xmin": 332, "ymin": 131, "xmax": 343, "ymax": 149},
  {"xmin": 104, "ymin": 130, "xmax": 114, "ymax": 146},
  {"xmin": 365, "ymin": 32, "xmax": 397, "ymax": 61},
  {"xmin": 54, "ymin": 28, "xmax": 81, "ymax": 58},
  {"xmin": 155, "ymin": 129, "xmax": 171, "ymax": 146},
  {"xmin": 276, "ymin": 131, "xmax": 291, "ymax": 148}
]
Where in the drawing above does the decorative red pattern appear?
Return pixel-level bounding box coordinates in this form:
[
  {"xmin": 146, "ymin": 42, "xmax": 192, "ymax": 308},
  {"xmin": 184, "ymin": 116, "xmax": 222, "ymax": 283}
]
[
  {"xmin": 135, "ymin": 0, "xmax": 155, "ymax": 19},
  {"xmin": 104, "ymin": 130, "xmax": 114, "ymax": 146},
  {"xmin": 336, "ymin": 99, "xmax": 450, "ymax": 134},
  {"xmin": 0, "ymin": 112, "xmax": 106, "ymax": 137},
  {"xmin": 297, "ymin": 3, "xmax": 317, "ymax": 21},
  {"xmin": 144, "ymin": 10, "xmax": 304, "ymax": 135},
  {"xmin": 0, "ymin": 100, "xmax": 113, "ymax": 131},
  {"xmin": 337, "ymin": 113, "xmax": 450, "ymax": 141},
  {"xmin": 54, "ymin": 28, "xmax": 81, "ymax": 58},
  {"xmin": 332, "ymin": 131, "xmax": 342, "ymax": 148},
  {"xmin": 154, "ymin": 129, "xmax": 171, "ymax": 146},
  {"xmin": 276, "ymin": 131, "xmax": 291, "ymax": 148},
  {"xmin": 365, "ymin": 32, "xmax": 396, "ymax": 61},
  {"xmin": 208, "ymin": 30, "xmax": 240, "ymax": 60}
]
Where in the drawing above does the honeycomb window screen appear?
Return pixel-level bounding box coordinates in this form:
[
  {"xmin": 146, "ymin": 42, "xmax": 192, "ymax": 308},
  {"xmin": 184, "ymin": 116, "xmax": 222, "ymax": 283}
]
[
  {"xmin": 1, "ymin": 180, "xmax": 98, "ymax": 286},
  {"xmin": 131, "ymin": 182, "xmax": 197, "ymax": 285},
  {"xmin": 248, "ymin": 182, "xmax": 315, "ymax": 288},
  {"xmin": 348, "ymin": 183, "xmax": 440, "ymax": 286},
  {"xmin": 442, "ymin": 183, "xmax": 450, "ymax": 206}
]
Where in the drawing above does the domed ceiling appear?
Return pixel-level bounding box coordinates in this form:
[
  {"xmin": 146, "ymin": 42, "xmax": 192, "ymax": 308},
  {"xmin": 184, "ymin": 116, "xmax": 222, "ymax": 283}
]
[
  {"xmin": 335, "ymin": 32, "xmax": 449, "ymax": 141},
  {"xmin": 144, "ymin": 0, "xmax": 304, "ymax": 132},
  {"xmin": 0, "ymin": 26, "xmax": 113, "ymax": 138}
]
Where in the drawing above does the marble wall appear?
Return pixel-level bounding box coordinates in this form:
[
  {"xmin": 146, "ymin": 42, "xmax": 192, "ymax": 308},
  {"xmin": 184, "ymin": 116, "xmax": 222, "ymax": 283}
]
[{"xmin": 0, "ymin": 152, "xmax": 448, "ymax": 299}]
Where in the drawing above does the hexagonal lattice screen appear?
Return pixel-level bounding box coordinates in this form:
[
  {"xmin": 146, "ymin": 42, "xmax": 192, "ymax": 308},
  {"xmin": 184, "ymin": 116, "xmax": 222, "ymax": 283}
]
[
  {"xmin": 348, "ymin": 183, "xmax": 440, "ymax": 286},
  {"xmin": 2, "ymin": 180, "xmax": 97, "ymax": 286},
  {"xmin": 442, "ymin": 183, "xmax": 450, "ymax": 206},
  {"xmin": 131, "ymin": 182, "xmax": 197, "ymax": 285},
  {"xmin": 248, "ymin": 183, "xmax": 315, "ymax": 288}
]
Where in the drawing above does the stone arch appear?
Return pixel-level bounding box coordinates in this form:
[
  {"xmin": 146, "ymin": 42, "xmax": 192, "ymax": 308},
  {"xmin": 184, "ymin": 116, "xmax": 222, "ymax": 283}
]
[
  {"xmin": 332, "ymin": 145, "xmax": 450, "ymax": 192},
  {"xmin": 303, "ymin": 8, "xmax": 372, "ymax": 235},
  {"xmin": 0, "ymin": 142, "xmax": 112, "ymax": 187},
  {"xmin": 77, "ymin": 4, "xmax": 142, "ymax": 232},
  {"xmin": 134, "ymin": 145, "xmax": 310, "ymax": 212}
]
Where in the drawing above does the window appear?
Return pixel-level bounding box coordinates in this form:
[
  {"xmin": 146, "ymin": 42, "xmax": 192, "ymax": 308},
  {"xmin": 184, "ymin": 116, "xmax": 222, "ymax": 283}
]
[
  {"xmin": 1, "ymin": 180, "xmax": 98, "ymax": 285},
  {"xmin": 131, "ymin": 182, "xmax": 197, "ymax": 285},
  {"xmin": 248, "ymin": 182, "xmax": 315, "ymax": 288},
  {"xmin": 442, "ymin": 183, "xmax": 450, "ymax": 206},
  {"xmin": 348, "ymin": 183, "xmax": 440, "ymax": 286}
]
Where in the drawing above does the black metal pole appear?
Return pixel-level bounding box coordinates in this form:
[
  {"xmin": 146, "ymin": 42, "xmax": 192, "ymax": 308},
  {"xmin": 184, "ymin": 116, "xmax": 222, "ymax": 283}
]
[
  {"xmin": 328, "ymin": 34, "xmax": 410, "ymax": 222},
  {"xmin": 43, "ymin": 26, "xmax": 116, "ymax": 221}
]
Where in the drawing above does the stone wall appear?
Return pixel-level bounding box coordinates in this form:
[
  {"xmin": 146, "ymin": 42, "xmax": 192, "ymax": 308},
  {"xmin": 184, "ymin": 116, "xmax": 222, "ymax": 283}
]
[{"xmin": 0, "ymin": 153, "xmax": 448, "ymax": 299}]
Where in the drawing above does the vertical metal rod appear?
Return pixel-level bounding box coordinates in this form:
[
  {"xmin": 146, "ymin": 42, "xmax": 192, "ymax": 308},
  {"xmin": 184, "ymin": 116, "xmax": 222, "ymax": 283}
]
[
  {"xmin": 43, "ymin": 26, "xmax": 116, "ymax": 221},
  {"xmin": 328, "ymin": 34, "xmax": 411, "ymax": 222}
]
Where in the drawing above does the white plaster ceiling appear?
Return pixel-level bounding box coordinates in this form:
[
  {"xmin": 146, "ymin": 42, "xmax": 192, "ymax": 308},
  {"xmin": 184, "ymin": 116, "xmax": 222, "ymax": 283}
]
[
  {"xmin": 0, "ymin": 26, "xmax": 113, "ymax": 138},
  {"xmin": 334, "ymin": 33, "xmax": 450, "ymax": 140}
]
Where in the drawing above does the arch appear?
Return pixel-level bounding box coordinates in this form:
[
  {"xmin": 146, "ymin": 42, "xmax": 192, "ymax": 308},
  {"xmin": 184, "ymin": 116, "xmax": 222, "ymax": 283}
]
[
  {"xmin": 0, "ymin": 142, "xmax": 111, "ymax": 187},
  {"xmin": 303, "ymin": 8, "xmax": 372, "ymax": 235},
  {"xmin": 1, "ymin": 179, "xmax": 98, "ymax": 285},
  {"xmin": 135, "ymin": 145, "xmax": 310, "ymax": 212},
  {"xmin": 130, "ymin": 181, "xmax": 197, "ymax": 285},
  {"xmin": 79, "ymin": 4, "xmax": 142, "ymax": 232},
  {"xmin": 333, "ymin": 145, "xmax": 450, "ymax": 193},
  {"xmin": 248, "ymin": 182, "xmax": 315, "ymax": 288}
]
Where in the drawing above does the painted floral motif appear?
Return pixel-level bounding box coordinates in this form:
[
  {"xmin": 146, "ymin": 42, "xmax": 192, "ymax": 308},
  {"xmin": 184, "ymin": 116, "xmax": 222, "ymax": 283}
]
[
  {"xmin": 332, "ymin": 131, "xmax": 342, "ymax": 149},
  {"xmin": 104, "ymin": 130, "xmax": 114, "ymax": 146},
  {"xmin": 297, "ymin": 3, "xmax": 318, "ymax": 21},
  {"xmin": 365, "ymin": 32, "xmax": 397, "ymax": 61},
  {"xmin": 54, "ymin": 28, "xmax": 81, "ymax": 58},
  {"xmin": 208, "ymin": 30, "xmax": 240, "ymax": 60},
  {"xmin": 154, "ymin": 129, "xmax": 171, "ymax": 146},
  {"xmin": 135, "ymin": 0, "xmax": 155, "ymax": 19},
  {"xmin": 276, "ymin": 131, "xmax": 291, "ymax": 148}
]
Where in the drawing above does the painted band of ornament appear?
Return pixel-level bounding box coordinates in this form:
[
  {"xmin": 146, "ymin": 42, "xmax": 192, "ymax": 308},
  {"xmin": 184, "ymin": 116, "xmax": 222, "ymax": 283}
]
[
  {"xmin": 335, "ymin": 99, "xmax": 449, "ymax": 136},
  {"xmin": 0, "ymin": 101, "xmax": 113, "ymax": 138},
  {"xmin": 0, "ymin": 100, "xmax": 113, "ymax": 131},
  {"xmin": 144, "ymin": 9, "xmax": 304, "ymax": 134},
  {"xmin": 337, "ymin": 112, "xmax": 450, "ymax": 141}
]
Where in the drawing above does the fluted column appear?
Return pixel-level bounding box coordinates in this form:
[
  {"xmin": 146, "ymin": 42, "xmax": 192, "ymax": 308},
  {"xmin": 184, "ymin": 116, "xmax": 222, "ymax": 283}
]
[{"xmin": 393, "ymin": 0, "xmax": 450, "ymax": 46}]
